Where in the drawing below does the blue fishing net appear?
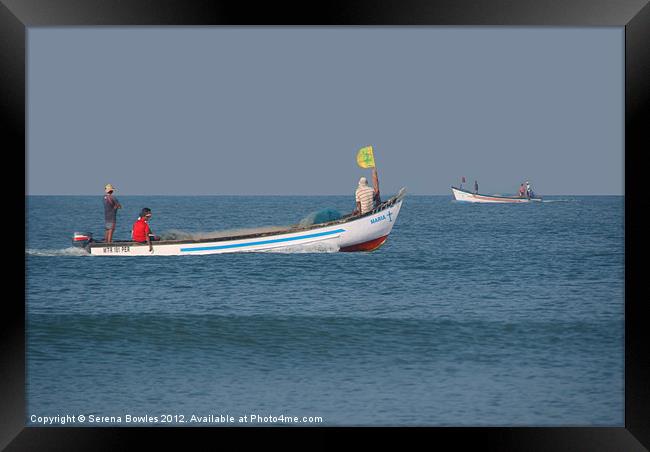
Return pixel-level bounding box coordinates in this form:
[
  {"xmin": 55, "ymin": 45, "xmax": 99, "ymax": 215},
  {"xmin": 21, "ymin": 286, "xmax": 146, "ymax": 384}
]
[{"xmin": 298, "ymin": 208, "xmax": 342, "ymax": 226}]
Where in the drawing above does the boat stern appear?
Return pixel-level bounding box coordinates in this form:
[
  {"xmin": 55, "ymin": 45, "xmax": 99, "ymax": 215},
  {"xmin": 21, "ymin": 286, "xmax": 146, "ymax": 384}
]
[{"xmin": 72, "ymin": 232, "xmax": 93, "ymax": 251}]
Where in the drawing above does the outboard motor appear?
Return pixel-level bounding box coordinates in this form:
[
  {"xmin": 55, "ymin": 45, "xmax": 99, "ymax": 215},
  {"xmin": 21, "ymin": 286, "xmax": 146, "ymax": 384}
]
[{"xmin": 72, "ymin": 232, "xmax": 93, "ymax": 248}]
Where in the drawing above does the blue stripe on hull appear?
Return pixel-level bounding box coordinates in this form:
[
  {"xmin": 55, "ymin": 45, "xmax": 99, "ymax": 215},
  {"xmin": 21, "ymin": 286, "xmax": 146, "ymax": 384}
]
[{"xmin": 180, "ymin": 228, "xmax": 346, "ymax": 252}]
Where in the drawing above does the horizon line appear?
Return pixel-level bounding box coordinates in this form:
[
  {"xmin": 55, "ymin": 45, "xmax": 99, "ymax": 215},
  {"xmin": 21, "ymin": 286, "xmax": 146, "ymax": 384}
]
[{"xmin": 25, "ymin": 193, "xmax": 625, "ymax": 196}]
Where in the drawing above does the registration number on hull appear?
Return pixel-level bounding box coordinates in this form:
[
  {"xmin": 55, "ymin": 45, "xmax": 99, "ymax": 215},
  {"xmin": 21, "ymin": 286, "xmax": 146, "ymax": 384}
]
[{"xmin": 102, "ymin": 245, "xmax": 130, "ymax": 254}]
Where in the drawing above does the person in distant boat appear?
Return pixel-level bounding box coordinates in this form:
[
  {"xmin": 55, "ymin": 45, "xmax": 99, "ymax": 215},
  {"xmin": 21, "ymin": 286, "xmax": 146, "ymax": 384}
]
[
  {"xmin": 354, "ymin": 175, "xmax": 380, "ymax": 216},
  {"xmin": 103, "ymin": 183, "xmax": 122, "ymax": 243},
  {"xmin": 131, "ymin": 208, "xmax": 159, "ymax": 252},
  {"xmin": 474, "ymin": 180, "xmax": 479, "ymax": 194},
  {"xmin": 518, "ymin": 183, "xmax": 526, "ymax": 197},
  {"xmin": 526, "ymin": 181, "xmax": 531, "ymax": 198}
]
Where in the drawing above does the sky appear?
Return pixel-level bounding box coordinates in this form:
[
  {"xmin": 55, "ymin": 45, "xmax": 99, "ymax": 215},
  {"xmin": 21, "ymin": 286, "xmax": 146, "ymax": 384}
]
[{"xmin": 27, "ymin": 27, "xmax": 623, "ymax": 195}]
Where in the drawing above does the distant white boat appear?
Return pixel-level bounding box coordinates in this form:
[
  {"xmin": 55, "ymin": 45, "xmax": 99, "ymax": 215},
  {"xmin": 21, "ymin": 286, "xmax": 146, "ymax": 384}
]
[
  {"xmin": 451, "ymin": 186, "xmax": 542, "ymax": 203},
  {"xmin": 73, "ymin": 188, "xmax": 406, "ymax": 256}
]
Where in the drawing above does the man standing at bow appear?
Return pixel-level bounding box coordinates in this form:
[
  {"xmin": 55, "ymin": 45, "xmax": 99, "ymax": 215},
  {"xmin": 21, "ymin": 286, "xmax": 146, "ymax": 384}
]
[{"xmin": 103, "ymin": 183, "xmax": 122, "ymax": 243}]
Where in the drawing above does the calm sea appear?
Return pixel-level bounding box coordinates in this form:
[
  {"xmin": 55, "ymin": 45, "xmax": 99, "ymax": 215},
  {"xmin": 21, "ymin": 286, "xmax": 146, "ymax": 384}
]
[{"xmin": 26, "ymin": 194, "xmax": 624, "ymax": 426}]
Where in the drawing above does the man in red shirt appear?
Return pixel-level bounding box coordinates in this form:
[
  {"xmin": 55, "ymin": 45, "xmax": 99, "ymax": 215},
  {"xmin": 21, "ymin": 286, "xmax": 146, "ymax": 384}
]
[{"xmin": 131, "ymin": 208, "xmax": 158, "ymax": 252}]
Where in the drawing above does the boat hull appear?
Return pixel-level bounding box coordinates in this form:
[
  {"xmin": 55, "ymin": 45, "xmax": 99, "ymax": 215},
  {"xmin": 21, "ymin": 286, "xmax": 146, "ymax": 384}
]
[
  {"xmin": 85, "ymin": 190, "xmax": 405, "ymax": 256},
  {"xmin": 451, "ymin": 186, "xmax": 541, "ymax": 203},
  {"xmin": 340, "ymin": 235, "xmax": 388, "ymax": 252}
]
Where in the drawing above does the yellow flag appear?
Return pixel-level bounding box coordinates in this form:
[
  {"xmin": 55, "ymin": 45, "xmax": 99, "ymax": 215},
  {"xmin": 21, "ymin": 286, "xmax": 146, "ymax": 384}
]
[{"xmin": 356, "ymin": 146, "xmax": 375, "ymax": 168}]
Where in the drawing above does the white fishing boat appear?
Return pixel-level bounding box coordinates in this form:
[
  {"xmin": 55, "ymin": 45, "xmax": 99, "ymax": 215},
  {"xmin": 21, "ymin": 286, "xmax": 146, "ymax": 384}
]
[
  {"xmin": 73, "ymin": 188, "xmax": 406, "ymax": 256},
  {"xmin": 451, "ymin": 186, "xmax": 542, "ymax": 203}
]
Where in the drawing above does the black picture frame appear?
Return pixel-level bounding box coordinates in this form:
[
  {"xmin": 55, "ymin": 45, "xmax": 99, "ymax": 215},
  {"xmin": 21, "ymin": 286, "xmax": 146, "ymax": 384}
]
[{"xmin": 4, "ymin": 0, "xmax": 649, "ymax": 449}]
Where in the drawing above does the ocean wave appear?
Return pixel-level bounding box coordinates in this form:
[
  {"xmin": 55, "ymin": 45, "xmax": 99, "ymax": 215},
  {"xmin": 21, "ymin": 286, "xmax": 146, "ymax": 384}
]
[{"xmin": 26, "ymin": 247, "xmax": 90, "ymax": 257}]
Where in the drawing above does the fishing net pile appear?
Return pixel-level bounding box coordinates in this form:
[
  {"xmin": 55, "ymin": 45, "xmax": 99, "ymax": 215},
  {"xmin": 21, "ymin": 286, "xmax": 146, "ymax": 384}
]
[{"xmin": 297, "ymin": 208, "xmax": 342, "ymax": 227}]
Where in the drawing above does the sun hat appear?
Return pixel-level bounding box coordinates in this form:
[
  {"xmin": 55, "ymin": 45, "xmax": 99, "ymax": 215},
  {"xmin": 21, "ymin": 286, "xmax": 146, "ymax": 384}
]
[{"xmin": 104, "ymin": 183, "xmax": 115, "ymax": 193}]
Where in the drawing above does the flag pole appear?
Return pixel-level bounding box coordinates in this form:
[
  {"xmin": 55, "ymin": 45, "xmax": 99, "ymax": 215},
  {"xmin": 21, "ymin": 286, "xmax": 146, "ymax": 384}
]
[{"xmin": 372, "ymin": 154, "xmax": 380, "ymax": 204}]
